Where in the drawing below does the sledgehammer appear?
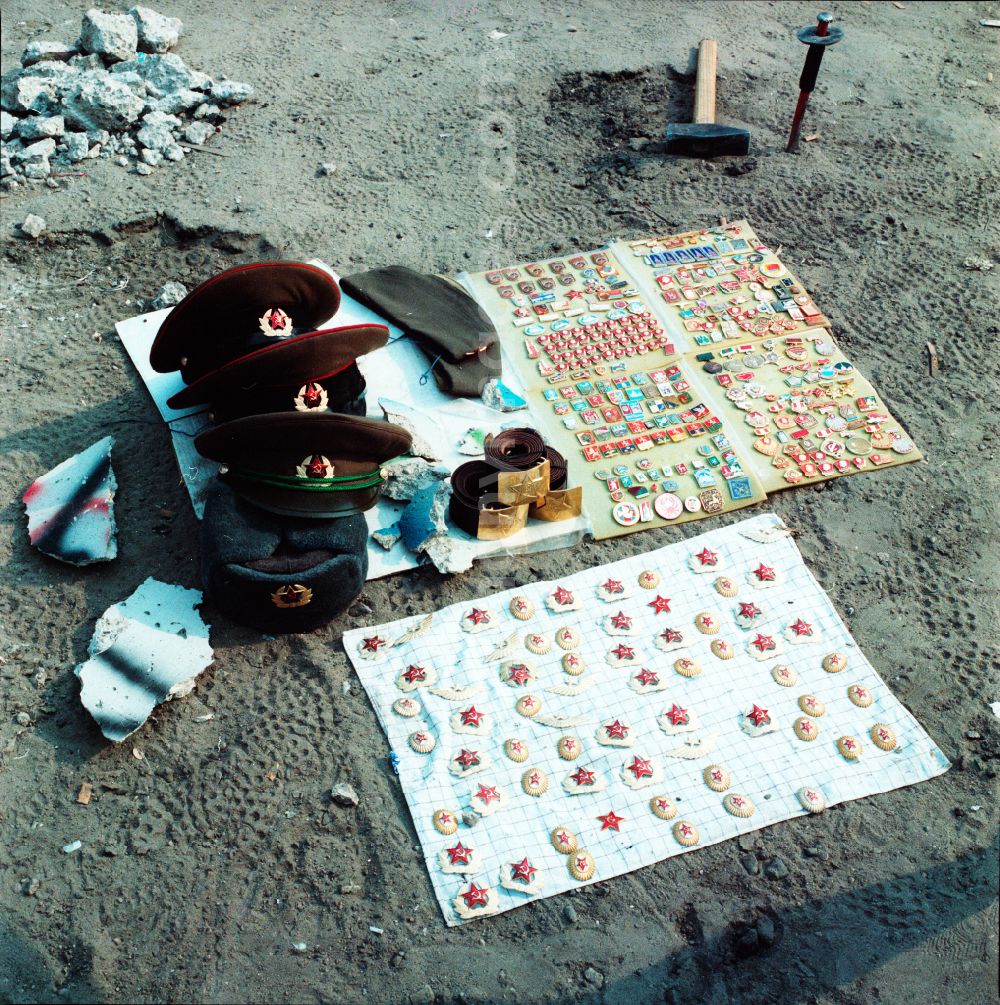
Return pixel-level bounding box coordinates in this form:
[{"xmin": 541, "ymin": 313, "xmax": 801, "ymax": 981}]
[{"xmin": 666, "ymin": 39, "xmax": 750, "ymax": 157}]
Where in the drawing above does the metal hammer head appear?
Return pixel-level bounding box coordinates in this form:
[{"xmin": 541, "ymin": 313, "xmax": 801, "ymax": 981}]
[{"xmin": 665, "ymin": 122, "xmax": 751, "ymax": 158}]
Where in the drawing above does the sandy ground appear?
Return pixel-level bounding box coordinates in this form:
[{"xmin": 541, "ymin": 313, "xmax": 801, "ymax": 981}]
[{"xmin": 1, "ymin": 2, "xmax": 998, "ymax": 1003}]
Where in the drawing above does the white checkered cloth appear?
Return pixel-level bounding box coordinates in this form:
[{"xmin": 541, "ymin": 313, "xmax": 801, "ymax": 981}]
[{"xmin": 343, "ymin": 514, "xmax": 949, "ymax": 925}]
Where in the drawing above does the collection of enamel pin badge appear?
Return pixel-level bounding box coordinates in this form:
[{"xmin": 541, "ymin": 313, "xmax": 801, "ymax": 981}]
[
  {"xmin": 348, "ymin": 518, "xmax": 935, "ymax": 924},
  {"xmin": 465, "ymin": 220, "xmax": 919, "ymax": 537}
]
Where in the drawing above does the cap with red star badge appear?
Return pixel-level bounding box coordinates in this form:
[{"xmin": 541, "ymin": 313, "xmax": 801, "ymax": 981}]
[{"xmin": 195, "ymin": 412, "xmax": 411, "ymax": 519}]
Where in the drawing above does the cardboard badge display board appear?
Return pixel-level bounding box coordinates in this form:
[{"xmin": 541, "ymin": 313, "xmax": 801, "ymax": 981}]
[{"xmin": 461, "ymin": 220, "xmax": 920, "ymax": 541}]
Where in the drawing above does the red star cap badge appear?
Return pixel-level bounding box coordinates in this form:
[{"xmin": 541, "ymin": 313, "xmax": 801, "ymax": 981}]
[
  {"xmin": 611, "ymin": 644, "xmax": 635, "ymax": 661},
  {"xmin": 602, "ymin": 579, "xmax": 623, "ymax": 593},
  {"xmin": 461, "ymin": 883, "xmax": 490, "ymax": 908},
  {"xmin": 738, "ymin": 602, "xmax": 762, "ymax": 619},
  {"xmin": 507, "ymin": 664, "xmax": 531, "ymax": 685},
  {"xmin": 598, "ymin": 810, "xmax": 625, "ymax": 831},
  {"xmin": 696, "ymin": 548, "xmax": 718, "ymax": 566},
  {"xmin": 754, "ymin": 563, "xmax": 776, "ymax": 581},
  {"xmin": 402, "ymin": 664, "xmax": 427, "ymax": 683},
  {"xmin": 747, "ymin": 704, "xmax": 770, "ymax": 727},
  {"xmin": 665, "ymin": 704, "xmax": 690, "ymax": 725},
  {"xmin": 571, "ymin": 767, "xmax": 596, "ymax": 786},
  {"xmin": 605, "ymin": 719, "xmax": 629, "ymax": 739},
  {"xmin": 789, "ymin": 618, "xmax": 813, "ymax": 636},
  {"xmin": 510, "ymin": 857, "xmax": 537, "ymax": 883},
  {"xmin": 628, "ymin": 757, "xmax": 654, "ymax": 780},
  {"xmin": 649, "ymin": 595, "xmax": 672, "ymax": 614},
  {"xmin": 447, "ymin": 842, "xmax": 473, "ymax": 865},
  {"xmin": 751, "ymin": 633, "xmax": 775, "ymax": 652},
  {"xmin": 635, "ymin": 668, "xmax": 659, "ymax": 687},
  {"xmin": 660, "ymin": 627, "xmax": 683, "ymax": 643},
  {"xmin": 460, "ymin": 706, "xmax": 485, "ymax": 726},
  {"xmin": 466, "ymin": 607, "xmax": 490, "ymax": 625},
  {"xmin": 361, "ymin": 635, "xmax": 386, "ymax": 652},
  {"xmin": 553, "ymin": 586, "xmax": 574, "ymax": 605},
  {"xmin": 456, "ymin": 749, "xmax": 480, "ymax": 768},
  {"xmin": 611, "ymin": 611, "xmax": 632, "ymax": 629},
  {"xmin": 475, "ymin": 784, "xmax": 499, "ymax": 804}
]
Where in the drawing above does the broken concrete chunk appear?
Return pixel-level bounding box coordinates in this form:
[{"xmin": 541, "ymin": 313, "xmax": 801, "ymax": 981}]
[
  {"xmin": 0, "ymin": 111, "xmax": 15, "ymax": 139},
  {"xmin": 74, "ymin": 578, "xmax": 214, "ymax": 742},
  {"xmin": 421, "ymin": 533, "xmax": 477, "ymax": 575},
  {"xmin": 192, "ymin": 101, "xmax": 222, "ymax": 120},
  {"xmin": 129, "ymin": 6, "xmax": 183, "ymax": 53},
  {"xmin": 151, "ymin": 281, "xmax": 187, "ymax": 308},
  {"xmin": 381, "ymin": 456, "xmax": 450, "ymax": 502},
  {"xmin": 0, "ymin": 70, "xmax": 64, "ymax": 115},
  {"xmin": 181, "ymin": 120, "xmax": 214, "ymax": 145},
  {"xmin": 20, "ymin": 213, "xmax": 46, "ymax": 238},
  {"xmin": 69, "ymin": 52, "xmax": 104, "ymax": 71},
  {"xmin": 209, "ymin": 79, "xmax": 253, "ymax": 106},
  {"xmin": 17, "ymin": 115, "xmax": 65, "ymax": 141},
  {"xmin": 61, "ymin": 74, "xmax": 145, "ymax": 131},
  {"xmin": 139, "ymin": 146, "xmax": 161, "ymax": 165},
  {"xmin": 112, "ymin": 52, "xmax": 210, "ymax": 93},
  {"xmin": 61, "ymin": 131, "xmax": 90, "ymax": 162},
  {"xmin": 79, "ymin": 9, "xmax": 139, "ymax": 64},
  {"xmin": 23, "ymin": 436, "xmax": 116, "ymax": 564},
  {"xmin": 399, "ymin": 480, "xmax": 451, "ymax": 553},
  {"xmin": 151, "ymin": 87, "xmax": 203, "ymax": 115},
  {"xmin": 21, "ymin": 40, "xmax": 78, "ymax": 67},
  {"xmin": 372, "ymin": 524, "xmax": 402, "ymax": 550},
  {"xmin": 330, "ymin": 782, "xmax": 360, "ymax": 807},
  {"xmin": 481, "ymin": 379, "xmax": 527, "ymax": 412},
  {"xmin": 457, "ymin": 427, "xmax": 487, "ymax": 456},
  {"xmin": 378, "ymin": 398, "xmax": 441, "ymax": 461},
  {"xmin": 135, "ymin": 108, "xmax": 180, "ymax": 150}
]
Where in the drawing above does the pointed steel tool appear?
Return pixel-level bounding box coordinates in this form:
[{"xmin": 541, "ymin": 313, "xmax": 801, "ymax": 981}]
[{"xmin": 786, "ymin": 12, "xmax": 844, "ymax": 152}]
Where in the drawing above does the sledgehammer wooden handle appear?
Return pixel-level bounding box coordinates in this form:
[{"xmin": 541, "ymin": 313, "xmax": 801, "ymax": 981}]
[{"xmin": 693, "ymin": 38, "xmax": 718, "ymax": 125}]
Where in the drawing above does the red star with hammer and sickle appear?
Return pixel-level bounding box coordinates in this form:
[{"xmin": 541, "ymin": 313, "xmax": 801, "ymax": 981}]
[
  {"xmin": 461, "ymin": 883, "xmax": 490, "ymax": 908},
  {"xmin": 665, "ymin": 704, "xmax": 690, "ymax": 725},
  {"xmin": 660, "ymin": 627, "xmax": 683, "ymax": 643},
  {"xmin": 301, "ymin": 383, "xmax": 323, "ymax": 407},
  {"xmin": 402, "ymin": 664, "xmax": 426, "ymax": 683},
  {"xmin": 843, "ymin": 738, "xmax": 856, "ymax": 750},
  {"xmin": 446, "ymin": 842, "xmax": 473, "ymax": 865},
  {"xmin": 556, "ymin": 830, "xmax": 572, "ymax": 846},
  {"xmin": 751, "ymin": 633, "xmax": 776, "ymax": 652},
  {"xmin": 649, "ymin": 595, "xmax": 672, "ymax": 614},
  {"xmin": 437, "ymin": 811, "xmax": 452, "ymax": 825},
  {"xmin": 361, "ymin": 635, "xmax": 385, "ymax": 653},
  {"xmin": 696, "ymin": 548, "xmax": 718, "ymax": 566},
  {"xmin": 710, "ymin": 768, "xmax": 724, "ymax": 782},
  {"xmin": 878, "ymin": 728, "xmax": 891, "ymax": 741},
  {"xmin": 803, "ymin": 790, "xmax": 819, "ymax": 803},
  {"xmin": 604, "ymin": 720, "xmax": 629, "ymax": 739},
  {"xmin": 628, "ymin": 757, "xmax": 654, "ymax": 780},
  {"xmin": 306, "ymin": 455, "xmax": 328, "ymax": 478},
  {"xmin": 747, "ymin": 704, "xmax": 770, "ymax": 727},
  {"xmin": 655, "ymin": 798, "xmax": 672, "ymax": 812},
  {"xmin": 853, "ymin": 687, "xmax": 868, "ymax": 700},
  {"xmin": 635, "ymin": 668, "xmax": 659, "ymax": 687},
  {"xmin": 611, "ymin": 644, "xmax": 635, "ymax": 661},
  {"xmin": 509, "ymin": 740, "xmax": 523, "ymax": 753},
  {"xmin": 678, "ymin": 823, "xmax": 693, "ymax": 837},
  {"xmin": 565, "ymin": 654, "xmax": 581, "ymax": 668},
  {"xmin": 803, "ymin": 697, "xmax": 819, "ymax": 710},
  {"xmin": 738, "ymin": 602, "xmax": 762, "ymax": 619},
  {"xmin": 571, "ymin": 767, "xmax": 596, "ymax": 786},
  {"xmin": 602, "ymin": 579, "xmax": 623, "ymax": 593},
  {"xmin": 789, "ymin": 618, "xmax": 813, "ymax": 636},
  {"xmin": 507, "ymin": 664, "xmax": 531, "ymax": 685},
  {"xmin": 528, "ymin": 771, "xmax": 542, "ymax": 786},
  {"xmin": 475, "ymin": 784, "xmax": 499, "ymax": 805},
  {"xmin": 599, "ymin": 810, "xmax": 625, "ymax": 831},
  {"xmin": 611, "ymin": 611, "xmax": 632, "ymax": 629},
  {"xmin": 699, "ymin": 614, "xmax": 716, "ymax": 629},
  {"xmin": 753, "ymin": 563, "xmax": 776, "ymax": 582},
  {"xmin": 266, "ymin": 307, "xmax": 290, "ymax": 331},
  {"xmin": 460, "ymin": 706, "xmax": 485, "ymax": 726},
  {"xmin": 563, "ymin": 738, "xmax": 577, "ymax": 751},
  {"xmin": 553, "ymin": 586, "xmax": 574, "ymax": 605},
  {"xmin": 521, "ymin": 696, "xmax": 536, "ymax": 710},
  {"xmin": 575, "ymin": 854, "xmax": 590, "ymax": 872},
  {"xmin": 510, "ymin": 857, "xmax": 537, "ymax": 883},
  {"xmin": 456, "ymin": 749, "xmax": 480, "ymax": 768},
  {"xmin": 467, "ymin": 607, "xmax": 490, "ymax": 625},
  {"xmin": 731, "ymin": 796, "xmax": 746, "ymax": 807}
]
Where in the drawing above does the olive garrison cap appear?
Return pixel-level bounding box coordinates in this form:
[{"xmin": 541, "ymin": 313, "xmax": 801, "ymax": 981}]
[
  {"xmin": 201, "ymin": 481, "xmax": 368, "ymax": 633},
  {"xmin": 195, "ymin": 412, "xmax": 412, "ymax": 519}
]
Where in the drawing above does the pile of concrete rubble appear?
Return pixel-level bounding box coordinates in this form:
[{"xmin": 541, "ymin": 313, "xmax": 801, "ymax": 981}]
[{"xmin": 1, "ymin": 6, "xmax": 252, "ymax": 187}]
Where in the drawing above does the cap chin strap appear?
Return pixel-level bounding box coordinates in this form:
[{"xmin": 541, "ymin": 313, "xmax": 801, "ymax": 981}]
[{"xmin": 221, "ymin": 455, "xmax": 406, "ymax": 493}]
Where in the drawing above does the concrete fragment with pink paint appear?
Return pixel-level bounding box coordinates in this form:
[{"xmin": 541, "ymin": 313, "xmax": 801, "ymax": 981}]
[{"xmin": 22, "ymin": 436, "xmax": 117, "ymax": 565}]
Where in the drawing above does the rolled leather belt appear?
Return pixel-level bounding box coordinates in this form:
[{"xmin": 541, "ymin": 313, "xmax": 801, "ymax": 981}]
[
  {"xmin": 484, "ymin": 427, "xmax": 547, "ymax": 471},
  {"xmin": 449, "ymin": 461, "xmax": 503, "ymax": 536},
  {"xmin": 544, "ymin": 445, "xmax": 568, "ymax": 490}
]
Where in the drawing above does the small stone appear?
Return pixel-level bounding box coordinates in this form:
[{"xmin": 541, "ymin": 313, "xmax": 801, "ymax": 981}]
[
  {"xmin": 318, "ymin": 161, "xmax": 337, "ymax": 176},
  {"xmin": 62, "ymin": 840, "xmax": 82, "ymax": 854},
  {"xmin": 18, "ymin": 115, "xmax": 65, "ymax": 140},
  {"xmin": 740, "ymin": 852, "xmax": 759, "ymax": 876},
  {"xmin": 61, "ymin": 131, "xmax": 90, "ymax": 162},
  {"xmin": 115, "ymin": 154, "xmax": 129, "ymax": 167},
  {"xmin": 182, "ymin": 120, "xmax": 214, "ymax": 145},
  {"xmin": 0, "ymin": 111, "xmax": 15, "ymax": 139},
  {"xmin": 764, "ymin": 857, "xmax": 789, "ymax": 880},
  {"xmin": 755, "ymin": 915, "xmax": 776, "ymax": 948},
  {"xmin": 151, "ymin": 281, "xmax": 187, "ymax": 309},
  {"xmin": 563, "ymin": 904, "xmax": 578, "ymax": 924},
  {"xmin": 136, "ymin": 161, "xmax": 153, "ymax": 175},
  {"xmin": 20, "ymin": 213, "xmax": 46, "ymax": 239},
  {"xmin": 140, "ymin": 146, "xmax": 161, "ymax": 165},
  {"xmin": 330, "ymin": 782, "xmax": 360, "ymax": 807},
  {"xmin": 966, "ymin": 730, "xmax": 981, "ymax": 740},
  {"xmin": 129, "ymin": 6, "xmax": 184, "ymax": 53},
  {"xmin": 22, "ymin": 877, "xmax": 41, "ymax": 896},
  {"xmin": 151, "ymin": 88, "xmax": 204, "ymax": 115},
  {"xmin": 290, "ymin": 941, "xmax": 307, "ymax": 953},
  {"xmin": 21, "ymin": 41, "xmax": 77, "ymax": 67},
  {"xmin": 79, "ymin": 9, "xmax": 139, "ymax": 63},
  {"xmin": 803, "ymin": 846, "xmax": 829, "ymax": 861},
  {"xmin": 162, "ymin": 143, "xmax": 184, "ymax": 161},
  {"xmin": 69, "ymin": 53, "xmax": 104, "ymax": 71},
  {"xmin": 192, "ymin": 102, "xmax": 222, "ymax": 120},
  {"xmin": 409, "ymin": 985, "xmax": 435, "ymax": 1005},
  {"xmin": 136, "ymin": 108, "xmax": 181, "ymax": 151},
  {"xmin": 15, "ymin": 711, "xmax": 31, "ymax": 726},
  {"xmin": 382, "ymin": 457, "xmax": 450, "ymax": 502},
  {"xmin": 349, "ymin": 601, "xmax": 373, "ymax": 617},
  {"xmin": 583, "ymin": 967, "xmax": 604, "ymax": 988},
  {"xmin": 209, "ymin": 78, "xmax": 254, "ymax": 106},
  {"xmin": 339, "ymin": 883, "xmax": 362, "ymax": 895},
  {"xmin": 461, "ymin": 811, "xmax": 480, "ymax": 827}
]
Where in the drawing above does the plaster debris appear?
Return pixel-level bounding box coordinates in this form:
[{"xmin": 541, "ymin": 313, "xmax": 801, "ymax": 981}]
[
  {"xmin": 151, "ymin": 280, "xmax": 187, "ymax": 308},
  {"xmin": 331, "ymin": 782, "xmax": 360, "ymax": 807},
  {"xmin": 481, "ymin": 379, "xmax": 527, "ymax": 412},
  {"xmin": 20, "ymin": 213, "xmax": 46, "ymax": 238},
  {"xmin": 0, "ymin": 7, "xmax": 251, "ymax": 186},
  {"xmin": 62, "ymin": 840, "xmax": 83, "ymax": 854},
  {"xmin": 372, "ymin": 523, "xmax": 402, "ymax": 550},
  {"xmin": 399, "ymin": 480, "xmax": 450, "ymax": 553},
  {"xmin": 22, "ymin": 435, "xmax": 117, "ymax": 564},
  {"xmin": 382, "ymin": 456, "xmax": 449, "ymax": 502},
  {"xmin": 74, "ymin": 578, "xmax": 214, "ymax": 742},
  {"xmin": 378, "ymin": 398, "xmax": 442, "ymax": 461}
]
